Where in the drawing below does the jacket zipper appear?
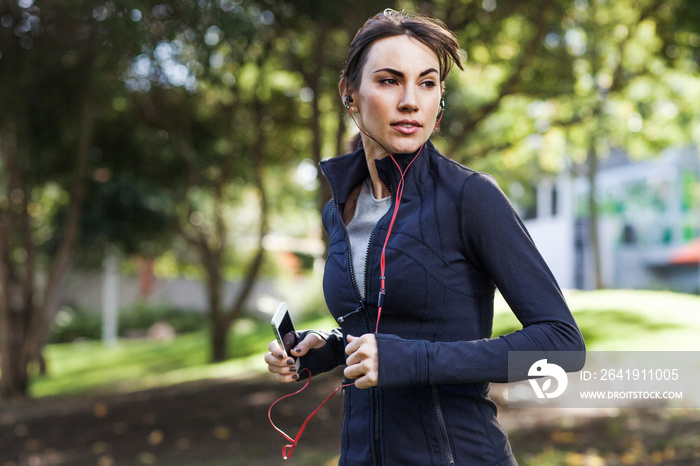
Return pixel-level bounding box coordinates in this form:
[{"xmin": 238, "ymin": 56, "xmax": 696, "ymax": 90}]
[
  {"xmin": 431, "ymin": 385, "xmax": 455, "ymax": 464},
  {"xmin": 369, "ymin": 184, "xmax": 392, "ymax": 466},
  {"xmin": 357, "ymin": 180, "xmax": 393, "ymax": 466},
  {"xmin": 320, "ymin": 162, "xmax": 394, "ymax": 466}
]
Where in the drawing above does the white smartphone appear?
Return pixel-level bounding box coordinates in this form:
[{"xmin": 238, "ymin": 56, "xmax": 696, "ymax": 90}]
[{"xmin": 271, "ymin": 302, "xmax": 298, "ymax": 358}]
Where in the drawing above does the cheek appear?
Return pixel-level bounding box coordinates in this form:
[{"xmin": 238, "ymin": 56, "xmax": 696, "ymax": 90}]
[
  {"xmin": 359, "ymin": 96, "xmax": 391, "ymax": 127},
  {"xmin": 362, "ymin": 92, "xmax": 391, "ymax": 114}
]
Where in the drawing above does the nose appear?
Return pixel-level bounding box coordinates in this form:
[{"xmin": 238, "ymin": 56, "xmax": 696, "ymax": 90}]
[{"xmin": 398, "ymin": 86, "xmax": 418, "ymax": 113}]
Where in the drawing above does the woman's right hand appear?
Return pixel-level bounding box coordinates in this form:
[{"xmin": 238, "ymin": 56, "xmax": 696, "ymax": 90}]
[{"xmin": 264, "ymin": 332, "xmax": 327, "ymax": 383}]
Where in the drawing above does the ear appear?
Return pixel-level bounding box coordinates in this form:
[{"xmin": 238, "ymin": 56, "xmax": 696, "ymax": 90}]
[
  {"xmin": 347, "ymin": 94, "xmax": 358, "ymax": 112},
  {"xmin": 339, "ymin": 79, "xmax": 351, "ymax": 108},
  {"xmin": 340, "ymin": 79, "xmax": 360, "ymax": 112},
  {"xmin": 440, "ymin": 82, "xmax": 446, "ymax": 110}
]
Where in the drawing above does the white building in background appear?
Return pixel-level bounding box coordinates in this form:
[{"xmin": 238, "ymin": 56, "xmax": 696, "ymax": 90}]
[{"xmin": 521, "ymin": 146, "xmax": 700, "ymax": 293}]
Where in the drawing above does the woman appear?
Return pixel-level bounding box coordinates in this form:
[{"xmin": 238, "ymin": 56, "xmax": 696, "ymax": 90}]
[{"xmin": 265, "ymin": 9, "xmax": 585, "ymax": 465}]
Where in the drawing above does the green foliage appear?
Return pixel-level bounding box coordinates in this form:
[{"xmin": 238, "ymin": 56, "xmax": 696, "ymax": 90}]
[
  {"xmin": 50, "ymin": 307, "xmax": 102, "ymax": 344},
  {"xmin": 119, "ymin": 303, "xmax": 205, "ymax": 335},
  {"xmin": 49, "ymin": 304, "xmax": 206, "ymax": 344}
]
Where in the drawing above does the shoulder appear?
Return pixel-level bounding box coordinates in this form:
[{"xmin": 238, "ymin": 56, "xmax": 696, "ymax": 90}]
[
  {"xmin": 461, "ymin": 170, "xmax": 503, "ymax": 201},
  {"xmin": 425, "ymin": 146, "xmax": 502, "ymax": 200}
]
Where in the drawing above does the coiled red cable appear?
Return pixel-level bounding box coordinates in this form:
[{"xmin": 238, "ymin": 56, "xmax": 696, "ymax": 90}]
[{"xmin": 268, "ymin": 369, "xmax": 354, "ymax": 460}]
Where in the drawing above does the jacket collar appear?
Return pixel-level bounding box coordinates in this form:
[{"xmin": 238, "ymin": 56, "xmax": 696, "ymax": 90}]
[{"xmin": 320, "ymin": 140, "xmax": 435, "ymax": 204}]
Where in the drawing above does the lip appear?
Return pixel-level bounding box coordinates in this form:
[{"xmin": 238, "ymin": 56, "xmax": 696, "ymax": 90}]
[{"xmin": 391, "ymin": 119, "xmax": 422, "ymax": 135}]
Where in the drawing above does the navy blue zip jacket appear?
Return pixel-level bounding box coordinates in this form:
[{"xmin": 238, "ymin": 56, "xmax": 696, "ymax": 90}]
[{"xmin": 301, "ymin": 141, "xmax": 585, "ymax": 465}]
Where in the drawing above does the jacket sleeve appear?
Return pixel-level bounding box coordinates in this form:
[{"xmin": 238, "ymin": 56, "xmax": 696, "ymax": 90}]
[
  {"xmin": 376, "ymin": 173, "xmax": 585, "ymax": 387},
  {"xmin": 296, "ymin": 328, "xmax": 346, "ymax": 380}
]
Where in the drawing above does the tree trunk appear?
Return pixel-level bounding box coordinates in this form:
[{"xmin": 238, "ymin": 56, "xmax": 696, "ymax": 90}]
[
  {"xmin": 0, "ymin": 95, "xmax": 93, "ymax": 401},
  {"xmin": 204, "ymin": 243, "xmax": 226, "ymax": 363},
  {"xmin": 0, "ymin": 116, "xmax": 33, "ymax": 401},
  {"xmin": 210, "ymin": 316, "xmax": 229, "ymax": 363},
  {"xmin": 211, "ymin": 104, "xmax": 270, "ymax": 362},
  {"xmin": 0, "ymin": 302, "xmax": 31, "ymax": 401},
  {"xmin": 586, "ymin": 145, "xmax": 604, "ymax": 290},
  {"xmin": 210, "ymin": 70, "xmax": 271, "ymax": 361}
]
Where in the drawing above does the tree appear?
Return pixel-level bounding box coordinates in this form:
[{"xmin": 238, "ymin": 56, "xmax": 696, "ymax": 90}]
[
  {"xmin": 128, "ymin": 1, "xmax": 308, "ymax": 361},
  {"xmin": 0, "ymin": 0, "xmax": 179, "ymax": 400},
  {"xmin": 413, "ymin": 0, "xmax": 700, "ymax": 288}
]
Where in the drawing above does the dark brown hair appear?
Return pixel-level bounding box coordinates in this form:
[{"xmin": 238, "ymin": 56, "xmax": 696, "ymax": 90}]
[{"xmin": 339, "ymin": 9, "xmax": 464, "ymax": 151}]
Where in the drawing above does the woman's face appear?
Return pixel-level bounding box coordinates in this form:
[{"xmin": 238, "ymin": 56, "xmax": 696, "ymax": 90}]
[{"xmin": 351, "ymin": 34, "xmax": 443, "ymax": 156}]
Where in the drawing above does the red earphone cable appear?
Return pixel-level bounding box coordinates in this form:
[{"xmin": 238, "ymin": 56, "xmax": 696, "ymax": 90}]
[{"xmin": 268, "ymin": 368, "xmax": 354, "ymax": 460}]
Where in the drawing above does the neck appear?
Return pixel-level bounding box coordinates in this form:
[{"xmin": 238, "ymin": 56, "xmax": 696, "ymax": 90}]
[{"xmin": 362, "ymin": 136, "xmax": 392, "ymax": 199}]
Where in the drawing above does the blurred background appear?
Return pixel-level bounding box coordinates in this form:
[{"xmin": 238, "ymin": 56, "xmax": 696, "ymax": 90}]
[{"xmin": 1, "ymin": 0, "xmax": 699, "ymax": 464}]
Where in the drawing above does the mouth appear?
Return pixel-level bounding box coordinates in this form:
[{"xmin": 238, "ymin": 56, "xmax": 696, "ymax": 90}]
[{"xmin": 391, "ymin": 120, "xmax": 422, "ymax": 135}]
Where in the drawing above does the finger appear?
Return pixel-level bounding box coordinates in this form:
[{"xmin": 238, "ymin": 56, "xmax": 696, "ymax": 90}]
[
  {"xmin": 276, "ymin": 371, "xmax": 300, "ymax": 383},
  {"xmin": 264, "ymin": 352, "xmax": 282, "ymax": 367},
  {"xmin": 345, "ymin": 351, "xmax": 358, "ymax": 367},
  {"xmin": 264, "ymin": 352, "xmax": 296, "ymax": 369},
  {"xmin": 268, "ymin": 340, "xmax": 286, "ymax": 359},
  {"xmin": 354, "ymin": 373, "xmax": 377, "ymax": 389},
  {"xmin": 344, "ymin": 361, "xmax": 367, "ymax": 380},
  {"xmin": 291, "ymin": 332, "xmax": 326, "ymax": 358},
  {"xmin": 267, "ymin": 355, "xmax": 299, "ymax": 373},
  {"xmin": 354, "ymin": 376, "xmax": 370, "ymax": 389},
  {"xmin": 343, "ymin": 365, "xmax": 359, "ymax": 381},
  {"xmin": 345, "ymin": 334, "xmax": 360, "ymax": 356}
]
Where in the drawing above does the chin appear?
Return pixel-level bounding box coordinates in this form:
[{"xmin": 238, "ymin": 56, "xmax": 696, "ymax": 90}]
[
  {"xmin": 390, "ymin": 140, "xmax": 426, "ymax": 155},
  {"xmin": 381, "ymin": 134, "xmax": 424, "ymax": 154}
]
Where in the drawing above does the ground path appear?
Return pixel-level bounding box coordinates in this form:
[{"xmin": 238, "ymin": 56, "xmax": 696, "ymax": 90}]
[{"xmin": 1, "ymin": 371, "xmax": 699, "ymax": 465}]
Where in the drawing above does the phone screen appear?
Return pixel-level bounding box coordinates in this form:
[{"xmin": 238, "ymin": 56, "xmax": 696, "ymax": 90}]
[
  {"xmin": 277, "ymin": 311, "xmax": 296, "ymax": 354},
  {"xmin": 272, "ymin": 303, "xmax": 297, "ymax": 356}
]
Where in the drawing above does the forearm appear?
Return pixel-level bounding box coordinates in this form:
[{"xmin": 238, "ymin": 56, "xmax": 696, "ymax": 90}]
[{"xmin": 376, "ymin": 320, "xmax": 584, "ymax": 387}]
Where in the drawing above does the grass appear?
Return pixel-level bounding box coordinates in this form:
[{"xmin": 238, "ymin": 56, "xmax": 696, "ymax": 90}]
[
  {"xmin": 30, "ymin": 314, "xmax": 336, "ymax": 398},
  {"xmin": 493, "ymin": 289, "xmax": 700, "ymax": 350},
  {"xmin": 29, "ymin": 289, "xmax": 700, "ymax": 398}
]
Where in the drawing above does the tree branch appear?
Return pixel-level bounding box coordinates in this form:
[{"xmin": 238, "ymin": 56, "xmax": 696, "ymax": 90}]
[{"xmin": 447, "ymin": 3, "xmax": 551, "ymax": 155}]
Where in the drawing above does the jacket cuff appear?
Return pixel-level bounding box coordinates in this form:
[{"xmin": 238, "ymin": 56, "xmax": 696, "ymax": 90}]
[
  {"xmin": 376, "ymin": 334, "xmax": 429, "ymax": 387},
  {"xmin": 296, "ymin": 328, "xmax": 345, "ymax": 380}
]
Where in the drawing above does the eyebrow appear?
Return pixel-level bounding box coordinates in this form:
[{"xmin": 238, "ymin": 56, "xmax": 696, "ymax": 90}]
[{"xmin": 373, "ymin": 67, "xmax": 439, "ymax": 78}]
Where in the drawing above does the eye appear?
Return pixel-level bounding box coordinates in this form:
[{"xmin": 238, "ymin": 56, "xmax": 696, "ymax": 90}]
[
  {"xmin": 379, "ymin": 77, "xmax": 399, "ymax": 86},
  {"xmin": 420, "ymin": 80, "xmax": 437, "ymax": 88}
]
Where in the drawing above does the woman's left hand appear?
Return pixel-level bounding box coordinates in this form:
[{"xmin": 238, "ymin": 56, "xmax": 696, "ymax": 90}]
[{"xmin": 344, "ymin": 334, "xmax": 378, "ymax": 389}]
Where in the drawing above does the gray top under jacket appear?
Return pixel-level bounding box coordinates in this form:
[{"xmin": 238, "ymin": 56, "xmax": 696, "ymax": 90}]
[{"xmin": 346, "ymin": 177, "xmax": 391, "ymax": 299}]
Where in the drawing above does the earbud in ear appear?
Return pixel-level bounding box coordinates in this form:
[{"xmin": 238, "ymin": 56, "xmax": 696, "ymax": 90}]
[{"xmin": 343, "ymin": 95, "xmax": 354, "ymax": 109}]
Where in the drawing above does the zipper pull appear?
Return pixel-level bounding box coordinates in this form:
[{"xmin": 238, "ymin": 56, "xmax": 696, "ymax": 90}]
[{"xmin": 336, "ymin": 302, "xmax": 365, "ymax": 324}]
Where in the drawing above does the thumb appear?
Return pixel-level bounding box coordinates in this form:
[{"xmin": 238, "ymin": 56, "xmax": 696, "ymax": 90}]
[
  {"xmin": 346, "ymin": 334, "xmax": 357, "ymax": 342},
  {"xmin": 291, "ymin": 332, "xmax": 325, "ymax": 357}
]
